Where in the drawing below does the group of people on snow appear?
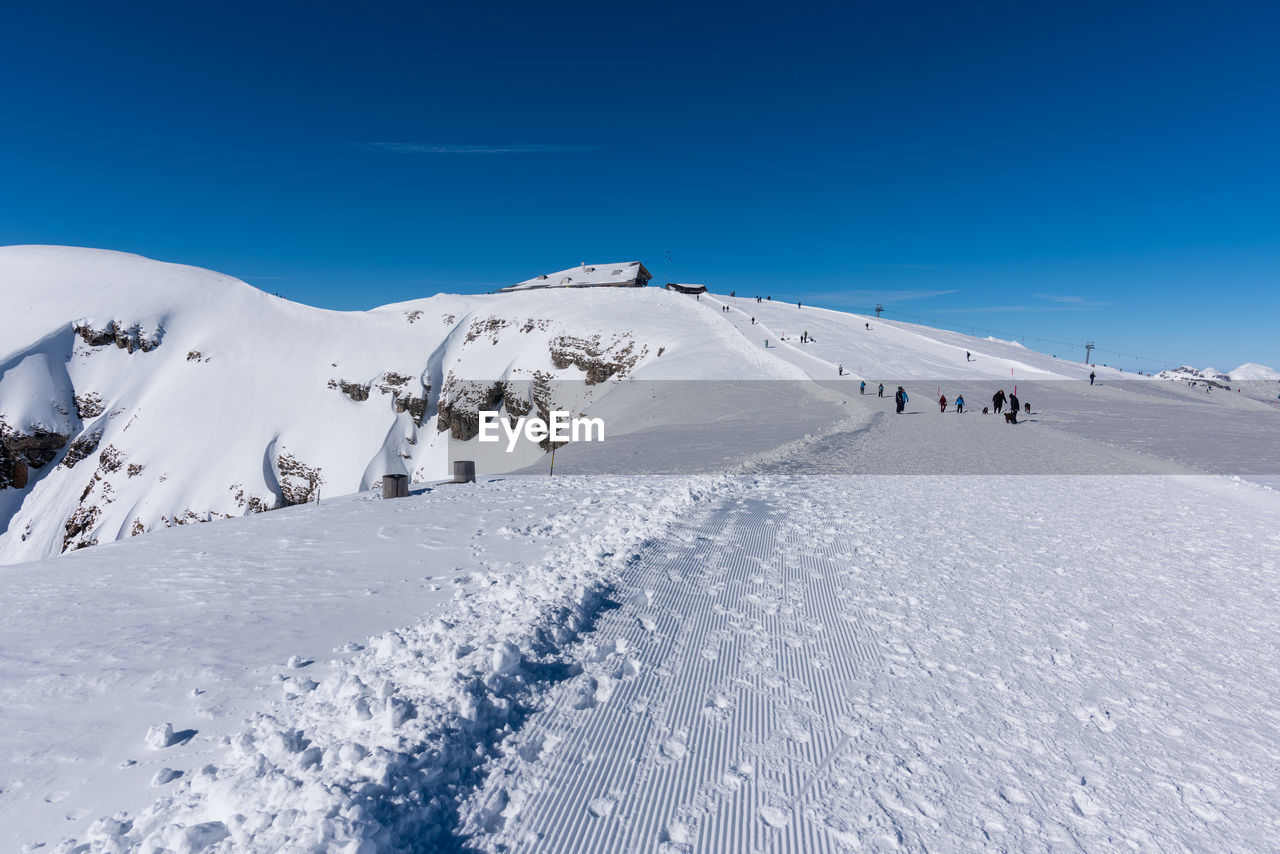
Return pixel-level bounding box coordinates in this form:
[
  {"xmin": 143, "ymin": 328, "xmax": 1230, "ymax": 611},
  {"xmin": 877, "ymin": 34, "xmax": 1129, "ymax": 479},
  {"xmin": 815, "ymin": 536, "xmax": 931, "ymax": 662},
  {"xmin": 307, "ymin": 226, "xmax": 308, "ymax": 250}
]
[{"xmin": 859, "ymin": 384, "xmax": 1030, "ymax": 421}]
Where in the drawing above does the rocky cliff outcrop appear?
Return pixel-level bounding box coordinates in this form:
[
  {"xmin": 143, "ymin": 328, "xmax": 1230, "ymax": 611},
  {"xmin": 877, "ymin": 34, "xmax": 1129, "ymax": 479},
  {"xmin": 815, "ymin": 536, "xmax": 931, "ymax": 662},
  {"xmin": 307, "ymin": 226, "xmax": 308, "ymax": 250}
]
[
  {"xmin": 0, "ymin": 421, "xmax": 70, "ymax": 489},
  {"xmin": 74, "ymin": 320, "xmax": 164, "ymax": 353}
]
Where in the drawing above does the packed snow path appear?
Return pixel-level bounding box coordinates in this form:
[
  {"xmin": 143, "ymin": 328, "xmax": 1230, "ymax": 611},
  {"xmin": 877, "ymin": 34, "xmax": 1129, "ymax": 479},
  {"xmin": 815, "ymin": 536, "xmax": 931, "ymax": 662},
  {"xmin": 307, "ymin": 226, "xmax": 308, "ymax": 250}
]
[
  {"xmin": 465, "ymin": 472, "xmax": 1280, "ymax": 851},
  {"xmin": 464, "ymin": 492, "xmax": 886, "ymax": 851}
]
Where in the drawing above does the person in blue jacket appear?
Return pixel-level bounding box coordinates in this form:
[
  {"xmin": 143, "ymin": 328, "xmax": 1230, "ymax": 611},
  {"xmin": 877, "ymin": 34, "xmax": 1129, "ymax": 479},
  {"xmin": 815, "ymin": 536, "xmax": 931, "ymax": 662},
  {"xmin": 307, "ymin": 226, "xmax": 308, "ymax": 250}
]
[
  {"xmin": 955, "ymin": 394, "xmax": 965, "ymax": 413},
  {"xmin": 859, "ymin": 380, "xmax": 866, "ymax": 394},
  {"xmin": 895, "ymin": 386, "xmax": 908, "ymax": 414}
]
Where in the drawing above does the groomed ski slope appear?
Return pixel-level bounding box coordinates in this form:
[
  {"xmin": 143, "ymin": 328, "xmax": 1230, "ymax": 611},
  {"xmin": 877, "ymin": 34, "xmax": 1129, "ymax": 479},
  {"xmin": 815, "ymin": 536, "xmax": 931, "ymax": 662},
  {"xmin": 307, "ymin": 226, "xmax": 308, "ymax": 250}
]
[
  {"xmin": 6, "ymin": 398, "xmax": 1280, "ymax": 851},
  {"xmin": 462, "ymin": 473, "xmax": 1280, "ymax": 853}
]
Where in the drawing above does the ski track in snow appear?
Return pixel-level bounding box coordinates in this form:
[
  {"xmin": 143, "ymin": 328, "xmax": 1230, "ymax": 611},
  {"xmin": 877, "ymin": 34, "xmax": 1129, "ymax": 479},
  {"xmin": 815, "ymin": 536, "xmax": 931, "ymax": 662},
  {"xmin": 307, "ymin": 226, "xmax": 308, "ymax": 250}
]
[
  {"xmin": 463, "ymin": 492, "xmax": 886, "ymax": 852},
  {"xmin": 462, "ymin": 472, "xmax": 1280, "ymax": 852}
]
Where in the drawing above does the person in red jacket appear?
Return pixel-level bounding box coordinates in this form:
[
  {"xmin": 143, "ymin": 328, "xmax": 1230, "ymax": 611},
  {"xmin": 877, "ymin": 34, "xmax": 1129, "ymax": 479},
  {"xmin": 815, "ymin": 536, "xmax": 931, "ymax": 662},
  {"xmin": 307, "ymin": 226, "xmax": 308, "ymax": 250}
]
[{"xmin": 938, "ymin": 394, "xmax": 947, "ymax": 413}]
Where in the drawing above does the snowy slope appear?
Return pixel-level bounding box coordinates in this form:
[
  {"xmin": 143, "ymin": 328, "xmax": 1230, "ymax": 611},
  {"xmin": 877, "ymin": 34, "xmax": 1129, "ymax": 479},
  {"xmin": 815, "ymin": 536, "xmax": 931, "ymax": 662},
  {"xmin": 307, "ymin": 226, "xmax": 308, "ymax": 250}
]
[
  {"xmin": 714, "ymin": 294, "xmax": 1117, "ymax": 381},
  {"xmin": 4, "ymin": 256, "xmax": 1280, "ymax": 851},
  {"xmin": 0, "ymin": 247, "xmax": 807, "ymax": 564},
  {"xmin": 5, "ymin": 425, "xmax": 1280, "ymax": 851}
]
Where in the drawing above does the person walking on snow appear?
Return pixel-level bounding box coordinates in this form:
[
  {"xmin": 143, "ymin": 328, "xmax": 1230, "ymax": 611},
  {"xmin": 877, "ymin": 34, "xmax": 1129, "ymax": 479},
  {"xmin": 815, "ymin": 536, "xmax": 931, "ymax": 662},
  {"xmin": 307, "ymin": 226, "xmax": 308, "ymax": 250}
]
[
  {"xmin": 1089, "ymin": 371, "xmax": 1096, "ymax": 385},
  {"xmin": 865, "ymin": 322, "xmax": 870, "ymax": 330},
  {"xmin": 860, "ymin": 380, "xmax": 866, "ymax": 394},
  {"xmin": 955, "ymin": 395, "xmax": 965, "ymax": 413},
  {"xmin": 966, "ymin": 351, "xmax": 971, "ymax": 361},
  {"xmin": 878, "ymin": 383, "xmax": 884, "ymax": 397},
  {"xmin": 992, "ymin": 389, "xmax": 1006, "ymax": 413},
  {"xmin": 895, "ymin": 386, "xmax": 908, "ymax": 414},
  {"xmin": 938, "ymin": 394, "xmax": 947, "ymax": 413},
  {"xmin": 1009, "ymin": 391, "xmax": 1020, "ymax": 416},
  {"xmin": 838, "ymin": 364, "xmax": 844, "ymax": 376}
]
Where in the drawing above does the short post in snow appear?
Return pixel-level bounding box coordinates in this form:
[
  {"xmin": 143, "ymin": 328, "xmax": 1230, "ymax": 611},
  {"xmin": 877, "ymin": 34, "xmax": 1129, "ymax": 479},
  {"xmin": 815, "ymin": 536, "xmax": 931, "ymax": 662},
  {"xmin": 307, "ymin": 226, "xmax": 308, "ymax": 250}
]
[
  {"xmin": 453, "ymin": 460, "xmax": 476, "ymax": 484},
  {"xmin": 382, "ymin": 473, "xmax": 408, "ymax": 499}
]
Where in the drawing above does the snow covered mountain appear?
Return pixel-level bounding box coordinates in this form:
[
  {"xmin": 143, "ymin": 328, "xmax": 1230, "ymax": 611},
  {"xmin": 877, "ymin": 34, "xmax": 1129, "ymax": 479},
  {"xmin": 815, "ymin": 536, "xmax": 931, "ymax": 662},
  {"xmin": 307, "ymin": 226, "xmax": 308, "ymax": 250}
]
[
  {"xmin": 1231, "ymin": 362, "xmax": 1280, "ymax": 381},
  {"xmin": 1155, "ymin": 365, "xmax": 1235, "ymax": 387},
  {"xmin": 0, "ymin": 246, "xmax": 801, "ymax": 564},
  {"xmin": 1156, "ymin": 362, "xmax": 1280, "ymax": 386},
  {"xmin": 4, "ymin": 246, "xmax": 1273, "ymax": 565}
]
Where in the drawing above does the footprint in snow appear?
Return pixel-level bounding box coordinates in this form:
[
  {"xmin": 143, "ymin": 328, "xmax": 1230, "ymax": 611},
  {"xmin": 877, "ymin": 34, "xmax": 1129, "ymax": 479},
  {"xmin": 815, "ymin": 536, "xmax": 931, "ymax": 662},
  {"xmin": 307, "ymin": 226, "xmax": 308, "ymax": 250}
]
[
  {"xmin": 588, "ymin": 797, "xmax": 615, "ymax": 818},
  {"xmin": 658, "ymin": 737, "xmax": 688, "ymax": 764},
  {"xmin": 44, "ymin": 791, "xmax": 69, "ymax": 803},
  {"xmin": 1071, "ymin": 788, "xmax": 1102, "ymax": 817},
  {"xmin": 999, "ymin": 785, "xmax": 1029, "ymax": 805},
  {"xmin": 759, "ymin": 805, "xmax": 790, "ymax": 828}
]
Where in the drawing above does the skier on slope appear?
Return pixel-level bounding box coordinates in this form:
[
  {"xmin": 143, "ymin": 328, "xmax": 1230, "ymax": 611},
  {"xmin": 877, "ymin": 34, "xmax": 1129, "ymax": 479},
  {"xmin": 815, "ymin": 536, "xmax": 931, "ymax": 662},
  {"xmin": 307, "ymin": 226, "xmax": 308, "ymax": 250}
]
[
  {"xmin": 955, "ymin": 394, "xmax": 965, "ymax": 413},
  {"xmin": 938, "ymin": 394, "xmax": 947, "ymax": 413},
  {"xmin": 895, "ymin": 386, "xmax": 908, "ymax": 414},
  {"xmin": 992, "ymin": 389, "xmax": 1006, "ymax": 413}
]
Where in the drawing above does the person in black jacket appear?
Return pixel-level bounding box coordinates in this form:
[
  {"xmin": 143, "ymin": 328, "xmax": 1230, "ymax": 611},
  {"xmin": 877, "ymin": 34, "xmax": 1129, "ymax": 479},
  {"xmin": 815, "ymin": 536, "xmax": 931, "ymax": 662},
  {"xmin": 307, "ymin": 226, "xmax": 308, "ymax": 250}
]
[
  {"xmin": 895, "ymin": 386, "xmax": 908, "ymax": 414},
  {"xmin": 1009, "ymin": 392, "xmax": 1020, "ymax": 420},
  {"xmin": 992, "ymin": 389, "xmax": 1006, "ymax": 413}
]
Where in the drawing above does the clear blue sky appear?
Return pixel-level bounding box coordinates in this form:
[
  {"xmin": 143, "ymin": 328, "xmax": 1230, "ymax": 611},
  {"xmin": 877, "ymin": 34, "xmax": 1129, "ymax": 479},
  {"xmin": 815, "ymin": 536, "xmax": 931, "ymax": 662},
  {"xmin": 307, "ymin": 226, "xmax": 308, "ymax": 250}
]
[{"xmin": 3, "ymin": 1, "xmax": 1278, "ymax": 371}]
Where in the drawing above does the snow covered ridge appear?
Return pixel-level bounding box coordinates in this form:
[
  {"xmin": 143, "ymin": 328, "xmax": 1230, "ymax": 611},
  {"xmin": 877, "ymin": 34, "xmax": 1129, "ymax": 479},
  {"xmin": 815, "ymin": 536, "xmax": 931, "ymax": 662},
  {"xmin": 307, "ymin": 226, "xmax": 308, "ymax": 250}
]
[
  {"xmin": 1155, "ymin": 365, "xmax": 1235, "ymax": 387},
  {"xmin": 498, "ymin": 261, "xmax": 652, "ymax": 292},
  {"xmin": 0, "ymin": 246, "xmax": 795, "ymax": 564},
  {"xmin": 1229, "ymin": 362, "xmax": 1280, "ymax": 381},
  {"xmin": 1156, "ymin": 363, "xmax": 1280, "ymax": 386},
  {"xmin": 4, "ymin": 245, "xmax": 1276, "ymax": 562}
]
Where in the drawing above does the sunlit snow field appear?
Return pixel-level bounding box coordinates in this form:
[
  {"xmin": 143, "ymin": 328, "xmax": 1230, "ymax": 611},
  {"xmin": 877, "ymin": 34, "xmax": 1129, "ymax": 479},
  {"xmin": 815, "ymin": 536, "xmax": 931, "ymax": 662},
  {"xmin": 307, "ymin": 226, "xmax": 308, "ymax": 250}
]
[{"xmin": 2, "ymin": 251, "xmax": 1279, "ymax": 851}]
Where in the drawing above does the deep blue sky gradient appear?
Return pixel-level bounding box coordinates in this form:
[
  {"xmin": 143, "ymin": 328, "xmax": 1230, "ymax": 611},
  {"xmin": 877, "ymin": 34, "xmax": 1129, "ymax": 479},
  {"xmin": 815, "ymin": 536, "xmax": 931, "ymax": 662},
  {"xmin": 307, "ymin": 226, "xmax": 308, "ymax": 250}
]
[{"xmin": 3, "ymin": 1, "xmax": 1278, "ymax": 370}]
